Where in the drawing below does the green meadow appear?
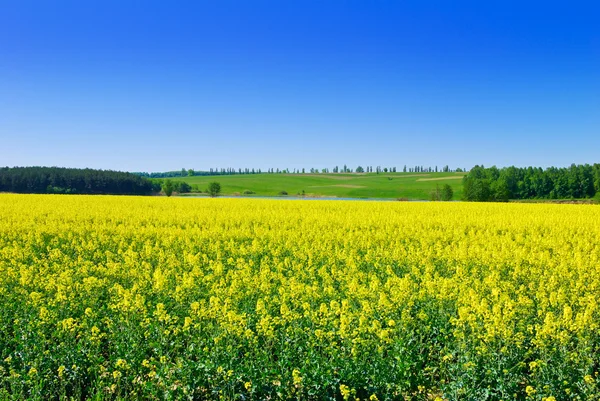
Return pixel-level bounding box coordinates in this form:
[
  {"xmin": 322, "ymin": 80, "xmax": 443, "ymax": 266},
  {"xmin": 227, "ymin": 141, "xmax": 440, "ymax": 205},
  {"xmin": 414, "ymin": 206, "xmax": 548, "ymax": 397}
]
[{"xmin": 170, "ymin": 172, "xmax": 466, "ymax": 199}]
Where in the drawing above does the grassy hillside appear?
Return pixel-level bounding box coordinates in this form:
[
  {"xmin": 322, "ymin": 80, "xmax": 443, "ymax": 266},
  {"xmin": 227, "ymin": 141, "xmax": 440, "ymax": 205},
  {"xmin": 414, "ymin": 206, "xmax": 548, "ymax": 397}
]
[{"xmin": 170, "ymin": 172, "xmax": 466, "ymax": 199}]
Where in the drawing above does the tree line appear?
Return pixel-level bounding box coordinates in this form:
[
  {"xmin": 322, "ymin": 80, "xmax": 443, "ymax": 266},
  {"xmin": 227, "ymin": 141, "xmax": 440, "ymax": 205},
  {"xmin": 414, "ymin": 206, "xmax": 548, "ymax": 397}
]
[
  {"xmin": 136, "ymin": 165, "xmax": 464, "ymax": 177},
  {"xmin": 463, "ymin": 164, "xmax": 600, "ymax": 201},
  {"xmin": 0, "ymin": 167, "xmax": 156, "ymax": 195}
]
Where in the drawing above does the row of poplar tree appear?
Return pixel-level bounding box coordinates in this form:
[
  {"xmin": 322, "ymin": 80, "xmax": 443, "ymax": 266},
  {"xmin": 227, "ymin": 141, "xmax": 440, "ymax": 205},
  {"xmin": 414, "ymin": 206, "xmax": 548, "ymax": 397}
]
[{"xmin": 138, "ymin": 165, "xmax": 463, "ymax": 177}]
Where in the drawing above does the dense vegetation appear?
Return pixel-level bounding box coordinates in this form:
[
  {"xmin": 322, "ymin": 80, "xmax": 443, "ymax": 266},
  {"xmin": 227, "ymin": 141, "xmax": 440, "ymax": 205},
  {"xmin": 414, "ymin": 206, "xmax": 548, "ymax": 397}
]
[
  {"xmin": 0, "ymin": 167, "xmax": 157, "ymax": 195},
  {"xmin": 462, "ymin": 164, "xmax": 600, "ymax": 201},
  {"xmin": 1, "ymin": 195, "xmax": 599, "ymax": 400}
]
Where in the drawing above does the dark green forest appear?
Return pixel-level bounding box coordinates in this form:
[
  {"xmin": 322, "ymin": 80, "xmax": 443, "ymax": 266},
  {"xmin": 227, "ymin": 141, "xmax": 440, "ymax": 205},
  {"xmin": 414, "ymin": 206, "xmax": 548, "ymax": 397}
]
[
  {"xmin": 462, "ymin": 164, "xmax": 600, "ymax": 201},
  {"xmin": 0, "ymin": 167, "xmax": 156, "ymax": 195}
]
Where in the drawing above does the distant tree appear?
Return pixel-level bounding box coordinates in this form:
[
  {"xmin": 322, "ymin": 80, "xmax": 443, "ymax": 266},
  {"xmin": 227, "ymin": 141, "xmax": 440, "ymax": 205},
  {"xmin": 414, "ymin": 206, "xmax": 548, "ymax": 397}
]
[
  {"xmin": 383, "ymin": 167, "xmax": 388, "ymax": 173},
  {"xmin": 176, "ymin": 181, "xmax": 192, "ymax": 193},
  {"xmin": 456, "ymin": 167, "xmax": 463, "ymax": 172},
  {"xmin": 441, "ymin": 184, "xmax": 454, "ymax": 201},
  {"xmin": 181, "ymin": 168, "xmax": 186, "ymax": 177},
  {"xmin": 302, "ymin": 168, "xmax": 305, "ymax": 174},
  {"xmin": 356, "ymin": 166, "xmax": 364, "ymax": 173},
  {"xmin": 462, "ymin": 166, "xmax": 492, "ymax": 201},
  {"xmin": 208, "ymin": 182, "xmax": 221, "ymax": 197},
  {"xmin": 403, "ymin": 165, "xmax": 407, "ymax": 173},
  {"xmin": 491, "ymin": 179, "xmax": 510, "ymax": 202},
  {"xmin": 162, "ymin": 180, "xmax": 175, "ymax": 197},
  {"xmin": 430, "ymin": 185, "xmax": 441, "ymax": 201},
  {"xmin": 187, "ymin": 169, "xmax": 194, "ymax": 176}
]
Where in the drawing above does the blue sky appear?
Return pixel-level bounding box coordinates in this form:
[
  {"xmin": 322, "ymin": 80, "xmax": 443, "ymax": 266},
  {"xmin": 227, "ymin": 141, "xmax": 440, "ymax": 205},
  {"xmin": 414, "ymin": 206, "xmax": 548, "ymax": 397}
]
[{"xmin": 1, "ymin": 0, "xmax": 599, "ymax": 172}]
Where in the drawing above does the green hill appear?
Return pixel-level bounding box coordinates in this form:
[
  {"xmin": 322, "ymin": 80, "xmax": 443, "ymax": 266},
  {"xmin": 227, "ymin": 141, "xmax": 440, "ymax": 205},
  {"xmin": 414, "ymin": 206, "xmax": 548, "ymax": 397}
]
[{"xmin": 169, "ymin": 172, "xmax": 466, "ymax": 200}]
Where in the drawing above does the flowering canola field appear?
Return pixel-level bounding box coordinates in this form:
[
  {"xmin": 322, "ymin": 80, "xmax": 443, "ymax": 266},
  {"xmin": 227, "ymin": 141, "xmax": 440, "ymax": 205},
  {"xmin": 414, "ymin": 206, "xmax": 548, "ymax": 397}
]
[{"xmin": 1, "ymin": 194, "xmax": 599, "ymax": 401}]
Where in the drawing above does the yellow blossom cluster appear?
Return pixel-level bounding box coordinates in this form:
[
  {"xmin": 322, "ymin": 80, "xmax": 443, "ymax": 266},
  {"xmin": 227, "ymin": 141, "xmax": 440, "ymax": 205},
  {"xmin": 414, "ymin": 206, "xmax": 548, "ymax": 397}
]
[{"xmin": 0, "ymin": 194, "xmax": 599, "ymax": 400}]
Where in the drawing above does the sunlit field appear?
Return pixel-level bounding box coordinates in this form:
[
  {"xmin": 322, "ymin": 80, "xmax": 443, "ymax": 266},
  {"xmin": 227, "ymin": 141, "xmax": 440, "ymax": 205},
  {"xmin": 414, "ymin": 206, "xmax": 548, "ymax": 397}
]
[{"xmin": 1, "ymin": 195, "xmax": 599, "ymax": 400}]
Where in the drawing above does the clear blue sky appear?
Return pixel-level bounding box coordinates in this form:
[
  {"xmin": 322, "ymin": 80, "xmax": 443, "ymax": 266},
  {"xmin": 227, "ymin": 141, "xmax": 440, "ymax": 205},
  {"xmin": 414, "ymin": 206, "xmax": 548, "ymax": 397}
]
[{"xmin": 1, "ymin": 0, "xmax": 599, "ymax": 172}]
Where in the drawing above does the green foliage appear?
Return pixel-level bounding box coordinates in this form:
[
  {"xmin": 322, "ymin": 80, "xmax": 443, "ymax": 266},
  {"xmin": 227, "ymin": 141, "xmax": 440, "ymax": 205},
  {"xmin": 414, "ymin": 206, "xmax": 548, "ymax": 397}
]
[
  {"xmin": 441, "ymin": 184, "xmax": 454, "ymax": 201},
  {"xmin": 0, "ymin": 166, "xmax": 154, "ymax": 195},
  {"xmin": 431, "ymin": 184, "xmax": 454, "ymax": 201},
  {"xmin": 162, "ymin": 180, "xmax": 175, "ymax": 197},
  {"xmin": 491, "ymin": 179, "xmax": 510, "ymax": 202},
  {"xmin": 208, "ymin": 182, "xmax": 221, "ymax": 197},
  {"xmin": 430, "ymin": 185, "xmax": 441, "ymax": 201},
  {"xmin": 278, "ymin": 190, "xmax": 288, "ymax": 195},
  {"xmin": 462, "ymin": 168, "xmax": 492, "ymax": 202},
  {"xmin": 176, "ymin": 181, "xmax": 191, "ymax": 193},
  {"xmin": 463, "ymin": 163, "xmax": 600, "ymax": 201}
]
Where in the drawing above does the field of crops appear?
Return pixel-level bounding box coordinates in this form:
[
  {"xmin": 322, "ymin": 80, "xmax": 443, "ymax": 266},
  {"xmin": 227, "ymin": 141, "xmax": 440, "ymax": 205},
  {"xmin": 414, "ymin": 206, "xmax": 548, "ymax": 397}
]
[
  {"xmin": 171, "ymin": 172, "xmax": 465, "ymax": 200},
  {"xmin": 1, "ymin": 195, "xmax": 599, "ymax": 400}
]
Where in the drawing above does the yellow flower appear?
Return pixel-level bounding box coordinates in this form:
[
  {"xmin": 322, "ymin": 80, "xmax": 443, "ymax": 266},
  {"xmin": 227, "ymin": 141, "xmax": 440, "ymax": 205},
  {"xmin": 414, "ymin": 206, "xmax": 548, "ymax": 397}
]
[
  {"xmin": 292, "ymin": 369, "xmax": 303, "ymax": 386},
  {"xmin": 115, "ymin": 359, "xmax": 128, "ymax": 369},
  {"xmin": 340, "ymin": 384, "xmax": 351, "ymax": 400}
]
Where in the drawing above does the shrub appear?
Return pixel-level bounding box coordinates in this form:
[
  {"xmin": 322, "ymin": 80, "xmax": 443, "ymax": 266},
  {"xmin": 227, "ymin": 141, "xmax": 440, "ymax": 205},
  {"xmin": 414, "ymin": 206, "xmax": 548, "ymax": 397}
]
[
  {"xmin": 208, "ymin": 182, "xmax": 221, "ymax": 197},
  {"xmin": 279, "ymin": 191, "xmax": 288, "ymax": 196},
  {"xmin": 243, "ymin": 190, "xmax": 256, "ymax": 195},
  {"xmin": 162, "ymin": 180, "xmax": 174, "ymax": 197},
  {"xmin": 441, "ymin": 184, "xmax": 454, "ymax": 201},
  {"xmin": 176, "ymin": 182, "xmax": 192, "ymax": 193}
]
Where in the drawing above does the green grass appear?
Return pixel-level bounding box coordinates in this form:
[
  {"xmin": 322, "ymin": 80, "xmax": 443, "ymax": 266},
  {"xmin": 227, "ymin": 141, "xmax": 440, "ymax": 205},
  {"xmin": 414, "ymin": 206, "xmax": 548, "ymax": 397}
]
[{"xmin": 169, "ymin": 172, "xmax": 466, "ymax": 200}]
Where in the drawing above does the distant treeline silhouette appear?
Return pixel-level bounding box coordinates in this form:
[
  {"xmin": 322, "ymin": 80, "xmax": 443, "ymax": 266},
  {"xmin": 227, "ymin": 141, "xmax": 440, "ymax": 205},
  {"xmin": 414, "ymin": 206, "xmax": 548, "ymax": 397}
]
[
  {"xmin": 463, "ymin": 164, "xmax": 600, "ymax": 201},
  {"xmin": 0, "ymin": 167, "xmax": 156, "ymax": 195},
  {"xmin": 135, "ymin": 165, "xmax": 464, "ymax": 178}
]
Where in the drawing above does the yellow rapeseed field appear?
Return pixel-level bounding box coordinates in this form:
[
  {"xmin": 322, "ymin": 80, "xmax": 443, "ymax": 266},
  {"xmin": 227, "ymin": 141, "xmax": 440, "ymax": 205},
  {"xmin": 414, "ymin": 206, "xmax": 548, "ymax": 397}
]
[{"xmin": 0, "ymin": 194, "xmax": 599, "ymax": 400}]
